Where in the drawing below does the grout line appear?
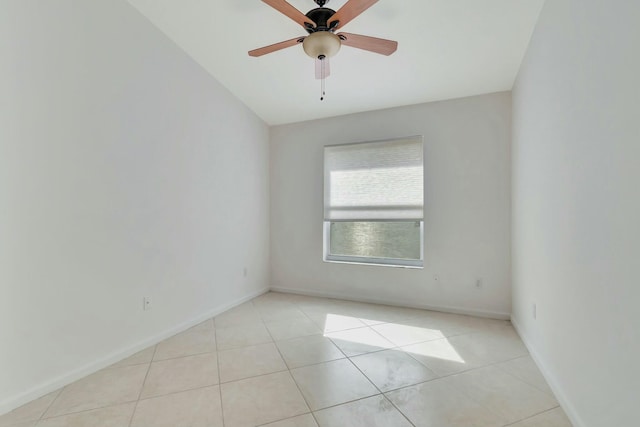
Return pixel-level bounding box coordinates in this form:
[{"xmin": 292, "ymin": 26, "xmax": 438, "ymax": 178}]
[
  {"xmin": 213, "ymin": 320, "xmax": 226, "ymax": 427},
  {"xmin": 127, "ymin": 344, "xmax": 158, "ymax": 427},
  {"xmin": 36, "ymin": 363, "xmax": 159, "ymax": 423},
  {"xmin": 288, "ymin": 298, "xmax": 332, "ymax": 426},
  {"xmin": 134, "ymin": 383, "xmax": 220, "ymax": 403},
  {"xmin": 261, "ymin": 313, "xmax": 318, "ymax": 426},
  {"xmin": 151, "ymin": 348, "xmax": 216, "ymax": 363},
  {"xmin": 135, "ymin": 346, "xmax": 156, "ymax": 400},
  {"xmin": 501, "ymin": 406, "xmax": 563, "ymax": 426},
  {"xmin": 430, "ymin": 358, "xmax": 559, "ymax": 426},
  {"xmin": 263, "ymin": 321, "xmax": 397, "ymax": 423},
  {"xmin": 492, "ymin": 356, "xmax": 559, "ymax": 396},
  {"xmin": 254, "ymin": 412, "xmax": 316, "ymax": 427},
  {"xmin": 35, "ymin": 400, "xmax": 139, "ymax": 424},
  {"xmin": 36, "ymin": 386, "xmax": 65, "ymax": 422},
  {"xmin": 311, "ymin": 393, "xmax": 385, "ymax": 413},
  {"xmin": 217, "ymin": 367, "xmax": 290, "ymax": 385},
  {"xmin": 340, "ymin": 352, "xmax": 415, "ymax": 426},
  {"xmin": 381, "ymin": 394, "xmax": 418, "ymax": 427}
]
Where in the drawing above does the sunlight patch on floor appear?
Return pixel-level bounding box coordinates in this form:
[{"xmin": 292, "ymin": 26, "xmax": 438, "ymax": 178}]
[{"xmin": 321, "ymin": 313, "xmax": 465, "ymax": 364}]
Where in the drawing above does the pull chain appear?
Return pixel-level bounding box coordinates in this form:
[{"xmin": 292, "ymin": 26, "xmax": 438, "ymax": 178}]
[
  {"xmin": 319, "ymin": 55, "xmax": 326, "ymax": 101},
  {"xmin": 321, "ymin": 57, "xmax": 326, "ymax": 101}
]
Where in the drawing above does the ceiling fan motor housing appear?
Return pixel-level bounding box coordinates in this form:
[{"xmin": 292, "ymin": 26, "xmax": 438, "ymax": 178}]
[{"xmin": 305, "ymin": 7, "xmax": 338, "ymax": 33}]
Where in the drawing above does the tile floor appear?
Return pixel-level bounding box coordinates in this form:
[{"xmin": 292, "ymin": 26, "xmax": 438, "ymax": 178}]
[{"xmin": 0, "ymin": 292, "xmax": 573, "ymax": 427}]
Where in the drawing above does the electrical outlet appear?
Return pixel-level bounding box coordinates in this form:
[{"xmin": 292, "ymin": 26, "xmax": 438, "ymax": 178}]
[
  {"xmin": 475, "ymin": 278, "xmax": 483, "ymax": 289},
  {"xmin": 143, "ymin": 296, "xmax": 153, "ymax": 311},
  {"xmin": 243, "ymin": 267, "xmax": 248, "ymax": 277},
  {"xmin": 433, "ymin": 274, "xmax": 440, "ymax": 282}
]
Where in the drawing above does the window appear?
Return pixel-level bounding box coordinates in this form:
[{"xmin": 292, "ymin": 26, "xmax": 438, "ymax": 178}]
[{"xmin": 323, "ymin": 136, "xmax": 424, "ymax": 267}]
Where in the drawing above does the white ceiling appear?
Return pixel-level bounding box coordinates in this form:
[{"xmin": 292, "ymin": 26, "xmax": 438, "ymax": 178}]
[{"xmin": 127, "ymin": 0, "xmax": 544, "ymax": 125}]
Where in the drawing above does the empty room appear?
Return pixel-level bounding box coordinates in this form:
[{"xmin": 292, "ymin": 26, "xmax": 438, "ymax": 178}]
[{"xmin": 1, "ymin": 0, "xmax": 637, "ymax": 426}]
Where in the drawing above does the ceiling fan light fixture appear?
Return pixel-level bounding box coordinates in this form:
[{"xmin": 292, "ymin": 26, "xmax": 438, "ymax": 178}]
[{"xmin": 303, "ymin": 31, "xmax": 341, "ymax": 59}]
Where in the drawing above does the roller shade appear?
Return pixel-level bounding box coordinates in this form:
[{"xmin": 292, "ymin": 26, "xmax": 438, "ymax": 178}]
[{"xmin": 324, "ymin": 137, "xmax": 424, "ymax": 221}]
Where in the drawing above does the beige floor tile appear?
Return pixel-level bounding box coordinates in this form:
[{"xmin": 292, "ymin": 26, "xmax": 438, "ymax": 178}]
[
  {"xmin": 215, "ymin": 322, "xmax": 273, "ymax": 350},
  {"xmin": 496, "ymin": 355, "xmax": 555, "ymax": 395},
  {"xmin": 444, "ymin": 365, "xmax": 558, "ymax": 424},
  {"xmin": 308, "ymin": 313, "xmax": 366, "ymax": 333},
  {"xmin": 276, "ymin": 335, "xmax": 345, "ymax": 369},
  {"xmin": 218, "ymin": 342, "xmax": 287, "ymax": 383},
  {"xmin": 36, "ymin": 402, "xmax": 135, "ymax": 427},
  {"xmin": 507, "ymin": 407, "xmax": 573, "ymax": 427},
  {"xmin": 265, "ymin": 318, "xmax": 322, "ymax": 341},
  {"xmin": 402, "ymin": 328, "xmax": 528, "ymax": 377},
  {"xmin": 290, "ymin": 359, "xmax": 378, "ymax": 411},
  {"xmin": 460, "ymin": 316, "xmax": 514, "ymax": 335},
  {"xmin": 325, "ymin": 327, "xmax": 395, "ymax": 356},
  {"xmin": 394, "ymin": 312, "xmax": 478, "ymax": 337},
  {"xmin": 253, "ymin": 302, "xmax": 297, "ymax": 317},
  {"xmin": 259, "ymin": 414, "xmax": 318, "ymax": 427},
  {"xmin": 252, "ymin": 298, "xmax": 297, "ymax": 313},
  {"xmin": 131, "ymin": 386, "xmax": 223, "ymax": 427},
  {"xmin": 385, "ymin": 379, "xmax": 504, "ymax": 427},
  {"xmin": 355, "ymin": 307, "xmax": 426, "ymax": 326},
  {"xmin": 313, "ymin": 395, "xmax": 412, "ymax": 427},
  {"xmin": 358, "ymin": 317, "xmax": 388, "ymax": 326},
  {"xmin": 44, "ymin": 365, "xmax": 147, "ymax": 418},
  {"xmin": 371, "ymin": 322, "xmax": 445, "ymax": 347},
  {"xmin": 401, "ymin": 337, "xmax": 486, "ymax": 376},
  {"xmin": 153, "ymin": 329, "xmax": 216, "ymax": 361},
  {"xmin": 3, "ymin": 422, "xmax": 36, "ymax": 427},
  {"xmin": 140, "ymin": 353, "xmax": 219, "ymax": 399},
  {"xmin": 258, "ymin": 291, "xmax": 296, "ymax": 300},
  {"xmin": 0, "ymin": 391, "xmax": 60, "ymax": 427},
  {"xmin": 214, "ymin": 302, "xmax": 262, "ymax": 328},
  {"xmin": 259, "ymin": 307, "xmax": 309, "ymax": 323},
  {"xmin": 295, "ymin": 300, "xmax": 340, "ymax": 314},
  {"xmin": 188, "ymin": 319, "xmax": 215, "ymax": 332},
  {"xmin": 109, "ymin": 346, "xmax": 155, "ymax": 369},
  {"xmin": 253, "ymin": 292, "xmax": 296, "ymax": 305},
  {"xmin": 220, "ymin": 371, "xmax": 309, "ymax": 427},
  {"xmin": 457, "ymin": 329, "xmax": 529, "ymax": 364},
  {"xmin": 350, "ymin": 349, "xmax": 438, "ymax": 392}
]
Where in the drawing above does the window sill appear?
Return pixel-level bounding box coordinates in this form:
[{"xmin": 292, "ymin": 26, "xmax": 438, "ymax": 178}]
[{"xmin": 323, "ymin": 257, "xmax": 423, "ymax": 269}]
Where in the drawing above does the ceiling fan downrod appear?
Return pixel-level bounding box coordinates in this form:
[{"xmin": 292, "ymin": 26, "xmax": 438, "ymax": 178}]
[{"xmin": 314, "ymin": 0, "xmax": 328, "ymax": 7}]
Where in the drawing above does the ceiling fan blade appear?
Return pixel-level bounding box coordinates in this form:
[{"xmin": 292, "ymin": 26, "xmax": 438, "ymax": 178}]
[
  {"xmin": 337, "ymin": 32, "xmax": 398, "ymax": 55},
  {"xmin": 248, "ymin": 36, "xmax": 305, "ymax": 57},
  {"xmin": 329, "ymin": 0, "xmax": 378, "ymax": 30},
  {"xmin": 262, "ymin": 0, "xmax": 315, "ymax": 29}
]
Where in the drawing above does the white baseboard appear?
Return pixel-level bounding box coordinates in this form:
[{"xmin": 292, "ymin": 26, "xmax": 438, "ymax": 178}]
[
  {"xmin": 269, "ymin": 286, "xmax": 511, "ymax": 320},
  {"xmin": 510, "ymin": 316, "xmax": 585, "ymax": 427},
  {"xmin": 0, "ymin": 287, "xmax": 269, "ymax": 416}
]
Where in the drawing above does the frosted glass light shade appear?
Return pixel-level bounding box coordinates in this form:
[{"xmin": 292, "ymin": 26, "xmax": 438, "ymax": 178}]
[{"xmin": 303, "ymin": 32, "xmax": 341, "ymax": 59}]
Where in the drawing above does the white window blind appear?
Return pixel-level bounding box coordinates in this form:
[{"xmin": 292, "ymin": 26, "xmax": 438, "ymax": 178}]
[{"xmin": 324, "ymin": 137, "xmax": 424, "ymax": 221}]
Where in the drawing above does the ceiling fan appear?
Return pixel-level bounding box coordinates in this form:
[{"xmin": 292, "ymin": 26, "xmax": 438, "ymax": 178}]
[{"xmin": 249, "ymin": 0, "xmax": 398, "ymax": 99}]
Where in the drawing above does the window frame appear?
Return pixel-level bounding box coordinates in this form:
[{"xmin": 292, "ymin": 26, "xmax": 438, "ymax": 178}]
[{"xmin": 322, "ymin": 136, "xmax": 425, "ymax": 269}]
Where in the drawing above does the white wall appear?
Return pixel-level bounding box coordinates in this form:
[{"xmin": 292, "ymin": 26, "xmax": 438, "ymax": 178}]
[
  {"xmin": 270, "ymin": 93, "xmax": 512, "ymax": 318},
  {"xmin": 511, "ymin": 1, "xmax": 640, "ymax": 426},
  {"xmin": 0, "ymin": 0, "xmax": 269, "ymax": 412}
]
